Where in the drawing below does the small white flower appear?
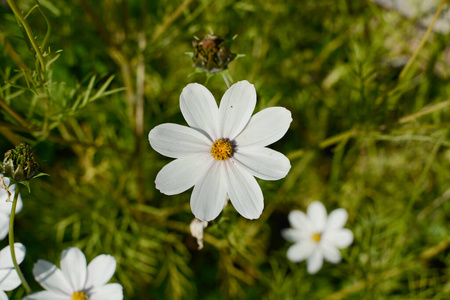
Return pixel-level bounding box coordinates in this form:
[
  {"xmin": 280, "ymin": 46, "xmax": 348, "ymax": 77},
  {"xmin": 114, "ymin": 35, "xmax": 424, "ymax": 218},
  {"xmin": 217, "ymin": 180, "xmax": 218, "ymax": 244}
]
[
  {"xmin": 23, "ymin": 247, "xmax": 123, "ymax": 300},
  {"xmin": 190, "ymin": 218, "xmax": 208, "ymax": 250},
  {"xmin": 0, "ymin": 243, "xmax": 26, "ymax": 300},
  {"xmin": 149, "ymin": 80, "xmax": 292, "ymax": 221},
  {"xmin": 282, "ymin": 201, "xmax": 353, "ymax": 274},
  {"xmin": 0, "ymin": 178, "xmax": 23, "ymax": 241}
]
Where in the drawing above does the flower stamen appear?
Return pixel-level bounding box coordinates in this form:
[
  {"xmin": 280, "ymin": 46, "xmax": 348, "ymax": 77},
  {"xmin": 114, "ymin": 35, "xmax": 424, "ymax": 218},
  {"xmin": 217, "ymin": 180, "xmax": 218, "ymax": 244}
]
[
  {"xmin": 72, "ymin": 291, "xmax": 88, "ymax": 300},
  {"xmin": 312, "ymin": 233, "xmax": 321, "ymax": 243},
  {"xmin": 211, "ymin": 139, "xmax": 234, "ymax": 161}
]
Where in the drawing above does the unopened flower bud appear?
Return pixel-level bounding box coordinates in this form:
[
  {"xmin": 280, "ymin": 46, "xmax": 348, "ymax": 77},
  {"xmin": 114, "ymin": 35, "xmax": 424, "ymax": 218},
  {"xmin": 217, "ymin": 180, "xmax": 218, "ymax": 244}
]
[
  {"xmin": 190, "ymin": 218, "xmax": 208, "ymax": 250},
  {"xmin": 2, "ymin": 143, "xmax": 39, "ymax": 182},
  {"xmin": 192, "ymin": 34, "xmax": 237, "ymax": 73}
]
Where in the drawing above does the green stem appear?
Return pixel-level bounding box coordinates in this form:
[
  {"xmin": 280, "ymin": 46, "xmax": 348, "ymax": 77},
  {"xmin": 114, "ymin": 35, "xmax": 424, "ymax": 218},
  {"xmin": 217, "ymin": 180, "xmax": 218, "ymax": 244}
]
[
  {"xmin": 9, "ymin": 184, "xmax": 32, "ymax": 295},
  {"xmin": 6, "ymin": 0, "xmax": 46, "ymax": 78},
  {"xmin": 222, "ymin": 73, "xmax": 230, "ymax": 88}
]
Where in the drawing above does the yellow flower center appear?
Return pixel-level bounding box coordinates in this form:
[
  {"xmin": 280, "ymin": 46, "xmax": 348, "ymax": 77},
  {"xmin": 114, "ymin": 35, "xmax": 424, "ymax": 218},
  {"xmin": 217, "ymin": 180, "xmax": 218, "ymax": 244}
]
[
  {"xmin": 211, "ymin": 138, "xmax": 234, "ymax": 161},
  {"xmin": 72, "ymin": 291, "xmax": 88, "ymax": 300},
  {"xmin": 312, "ymin": 233, "xmax": 321, "ymax": 243}
]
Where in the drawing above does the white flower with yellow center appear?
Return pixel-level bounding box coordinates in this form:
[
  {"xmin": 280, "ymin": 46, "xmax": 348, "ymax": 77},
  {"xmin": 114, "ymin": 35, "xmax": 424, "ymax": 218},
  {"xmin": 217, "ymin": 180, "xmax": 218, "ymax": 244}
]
[
  {"xmin": 0, "ymin": 179, "xmax": 23, "ymax": 241},
  {"xmin": 23, "ymin": 247, "xmax": 123, "ymax": 300},
  {"xmin": 0, "ymin": 243, "xmax": 26, "ymax": 300},
  {"xmin": 282, "ymin": 201, "xmax": 354, "ymax": 274},
  {"xmin": 149, "ymin": 80, "xmax": 292, "ymax": 221}
]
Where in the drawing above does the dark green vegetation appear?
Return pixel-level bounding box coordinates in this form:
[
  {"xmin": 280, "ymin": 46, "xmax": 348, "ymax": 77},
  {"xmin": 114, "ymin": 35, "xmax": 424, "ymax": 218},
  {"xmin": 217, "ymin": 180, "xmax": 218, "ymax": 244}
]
[{"xmin": 1, "ymin": 0, "xmax": 449, "ymax": 299}]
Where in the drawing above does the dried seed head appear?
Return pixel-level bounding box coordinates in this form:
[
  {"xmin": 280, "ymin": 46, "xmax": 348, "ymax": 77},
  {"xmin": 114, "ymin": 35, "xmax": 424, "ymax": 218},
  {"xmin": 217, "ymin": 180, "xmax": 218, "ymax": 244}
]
[
  {"xmin": 192, "ymin": 34, "xmax": 237, "ymax": 73},
  {"xmin": 2, "ymin": 143, "xmax": 39, "ymax": 182}
]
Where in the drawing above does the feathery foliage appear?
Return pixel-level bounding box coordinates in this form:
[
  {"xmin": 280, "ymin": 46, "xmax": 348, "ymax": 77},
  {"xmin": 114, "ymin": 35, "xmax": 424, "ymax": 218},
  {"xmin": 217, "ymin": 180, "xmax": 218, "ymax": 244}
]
[{"xmin": 0, "ymin": 0, "xmax": 449, "ymax": 299}]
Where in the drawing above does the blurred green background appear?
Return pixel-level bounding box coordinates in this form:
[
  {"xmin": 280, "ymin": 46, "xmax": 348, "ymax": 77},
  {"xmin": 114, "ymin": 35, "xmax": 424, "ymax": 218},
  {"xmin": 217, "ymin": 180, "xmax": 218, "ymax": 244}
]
[{"xmin": 0, "ymin": 0, "xmax": 449, "ymax": 299}]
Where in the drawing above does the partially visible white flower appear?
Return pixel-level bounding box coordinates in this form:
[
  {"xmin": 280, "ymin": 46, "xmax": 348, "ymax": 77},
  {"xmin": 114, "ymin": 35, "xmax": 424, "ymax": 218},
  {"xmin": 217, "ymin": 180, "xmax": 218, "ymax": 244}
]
[
  {"xmin": 282, "ymin": 201, "xmax": 353, "ymax": 274},
  {"xmin": 149, "ymin": 80, "xmax": 292, "ymax": 221},
  {"xmin": 372, "ymin": 0, "xmax": 450, "ymax": 34},
  {"xmin": 190, "ymin": 218, "xmax": 208, "ymax": 250},
  {"xmin": 0, "ymin": 178, "xmax": 23, "ymax": 241},
  {"xmin": 0, "ymin": 243, "xmax": 26, "ymax": 300},
  {"xmin": 23, "ymin": 247, "xmax": 123, "ymax": 300}
]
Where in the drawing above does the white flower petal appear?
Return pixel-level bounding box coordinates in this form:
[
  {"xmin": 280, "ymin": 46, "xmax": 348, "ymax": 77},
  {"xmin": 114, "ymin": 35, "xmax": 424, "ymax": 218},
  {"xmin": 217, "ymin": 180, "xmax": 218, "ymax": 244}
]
[
  {"xmin": 225, "ymin": 160, "xmax": 263, "ymax": 219},
  {"xmin": 307, "ymin": 249, "xmax": 324, "ymax": 274},
  {"xmin": 235, "ymin": 107, "xmax": 292, "ymax": 147},
  {"xmin": 281, "ymin": 228, "xmax": 303, "ymax": 243},
  {"xmin": 0, "ymin": 268, "xmax": 21, "ymax": 291},
  {"xmin": 61, "ymin": 247, "xmax": 87, "ymax": 292},
  {"xmin": 320, "ymin": 241, "xmax": 342, "ymax": 264},
  {"xmin": 0, "ymin": 203, "xmax": 10, "ymax": 214},
  {"xmin": 307, "ymin": 201, "xmax": 327, "ymax": 232},
  {"xmin": 85, "ymin": 255, "xmax": 116, "ymax": 290},
  {"xmin": 325, "ymin": 228, "xmax": 354, "ymax": 249},
  {"xmin": 288, "ymin": 210, "xmax": 314, "ymax": 232},
  {"xmin": 0, "ymin": 290, "xmax": 7, "ymax": 300},
  {"xmin": 33, "ymin": 260, "xmax": 72, "ymax": 295},
  {"xmin": 0, "ymin": 202, "xmax": 10, "ymax": 214},
  {"xmin": 234, "ymin": 147, "xmax": 291, "ymax": 180},
  {"xmin": 0, "ymin": 193, "xmax": 22, "ymax": 240},
  {"xmin": 0, "ymin": 185, "xmax": 22, "ymax": 214},
  {"xmin": 22, "ymin": 291, "xmax": 68, "ymax": 300},
  {"xmin": 286, "ymin": 240, "xmax": 316, "ymax": 263},
  {"xmin": 219, "ymin": 81, "xmax": 256, "ymax": 140},
  {"xmin": 88, "ymin": 283, "xmax": 123, "ymax": 300},
  {"xmin": 325, "ymin": 208, "xmax": 348, "ymax": 231},
  {"xmin": 0, "ymin": 243, "xmax": 26, "ymax": 269},
  {"xmin": 155, "ymin": 153, "xmax": 213, "ymax": 195},
  {"xmin": 190, "ymin": 219, "xmax": 208, "ymax": 250},
  {"xmin": 180, "ymin": 83, "xmax": 220, "ymax": 140},
  {"xmin": 191, "ymin": 162, "xmax": 227, "ymax": 221},
  {"xmin": 149, "ymin": 123, "xmax": 211, "ymax": 159},
  {"xmin": 0, "ymin": 178, "xmax": 14, "ymax": 205},
  {"xmin": 0, "ymin": 214, "xmax": 8, "ymax": 240},
  {"xmin": 15, "ymin": 195, "xmax": 23, "ymax": 214}
]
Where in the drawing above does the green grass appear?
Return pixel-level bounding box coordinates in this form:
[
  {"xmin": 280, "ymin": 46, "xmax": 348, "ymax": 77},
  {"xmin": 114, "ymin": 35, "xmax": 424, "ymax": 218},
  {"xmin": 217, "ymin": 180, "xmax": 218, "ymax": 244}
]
[{"xmin": 0, "ymin": 0, "xmax": 449, "ymax": 299}]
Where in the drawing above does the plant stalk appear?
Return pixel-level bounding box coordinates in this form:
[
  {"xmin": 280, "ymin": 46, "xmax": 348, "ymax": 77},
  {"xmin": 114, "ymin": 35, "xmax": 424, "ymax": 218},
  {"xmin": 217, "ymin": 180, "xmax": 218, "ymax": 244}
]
[
  {"xmin": 9, "ymin": 184, "xmax": 32, "ymax": 294},
  {"xmin": 6, "ymin": 0, "xmax": 46, "ymax": 78}
]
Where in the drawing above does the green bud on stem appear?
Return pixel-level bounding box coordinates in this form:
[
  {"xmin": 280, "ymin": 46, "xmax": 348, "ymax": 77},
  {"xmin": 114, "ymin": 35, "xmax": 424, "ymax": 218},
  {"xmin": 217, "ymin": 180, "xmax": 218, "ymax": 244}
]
[
  {"xmin": 2, "ymin": 143, "xmax": 39, "ymax": 182},
  {"xmin": 192, "ymin": 34, "xmax": 237, "ymax": 73}
]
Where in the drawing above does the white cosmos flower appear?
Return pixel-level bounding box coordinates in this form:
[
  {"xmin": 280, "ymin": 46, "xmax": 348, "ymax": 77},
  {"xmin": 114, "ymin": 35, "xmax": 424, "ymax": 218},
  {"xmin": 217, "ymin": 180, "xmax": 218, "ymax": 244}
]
[
  {"xmin": 23, "ymin": 247, "xmax": 123, "ymax": 300},
  {"xmin": 282, "ymin": 201, "xmax": 353, "ymax": 274},
  {"xmin": 0, "ymin": 243, "xmax": 26, "ymax": 300},
  {"xmin": 149, "ymin": 80, "xmax": 292, "ymax": 221},
  {"xmin": 0, "ymin": 179, "xmax": 23, "ymax": 241}
]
